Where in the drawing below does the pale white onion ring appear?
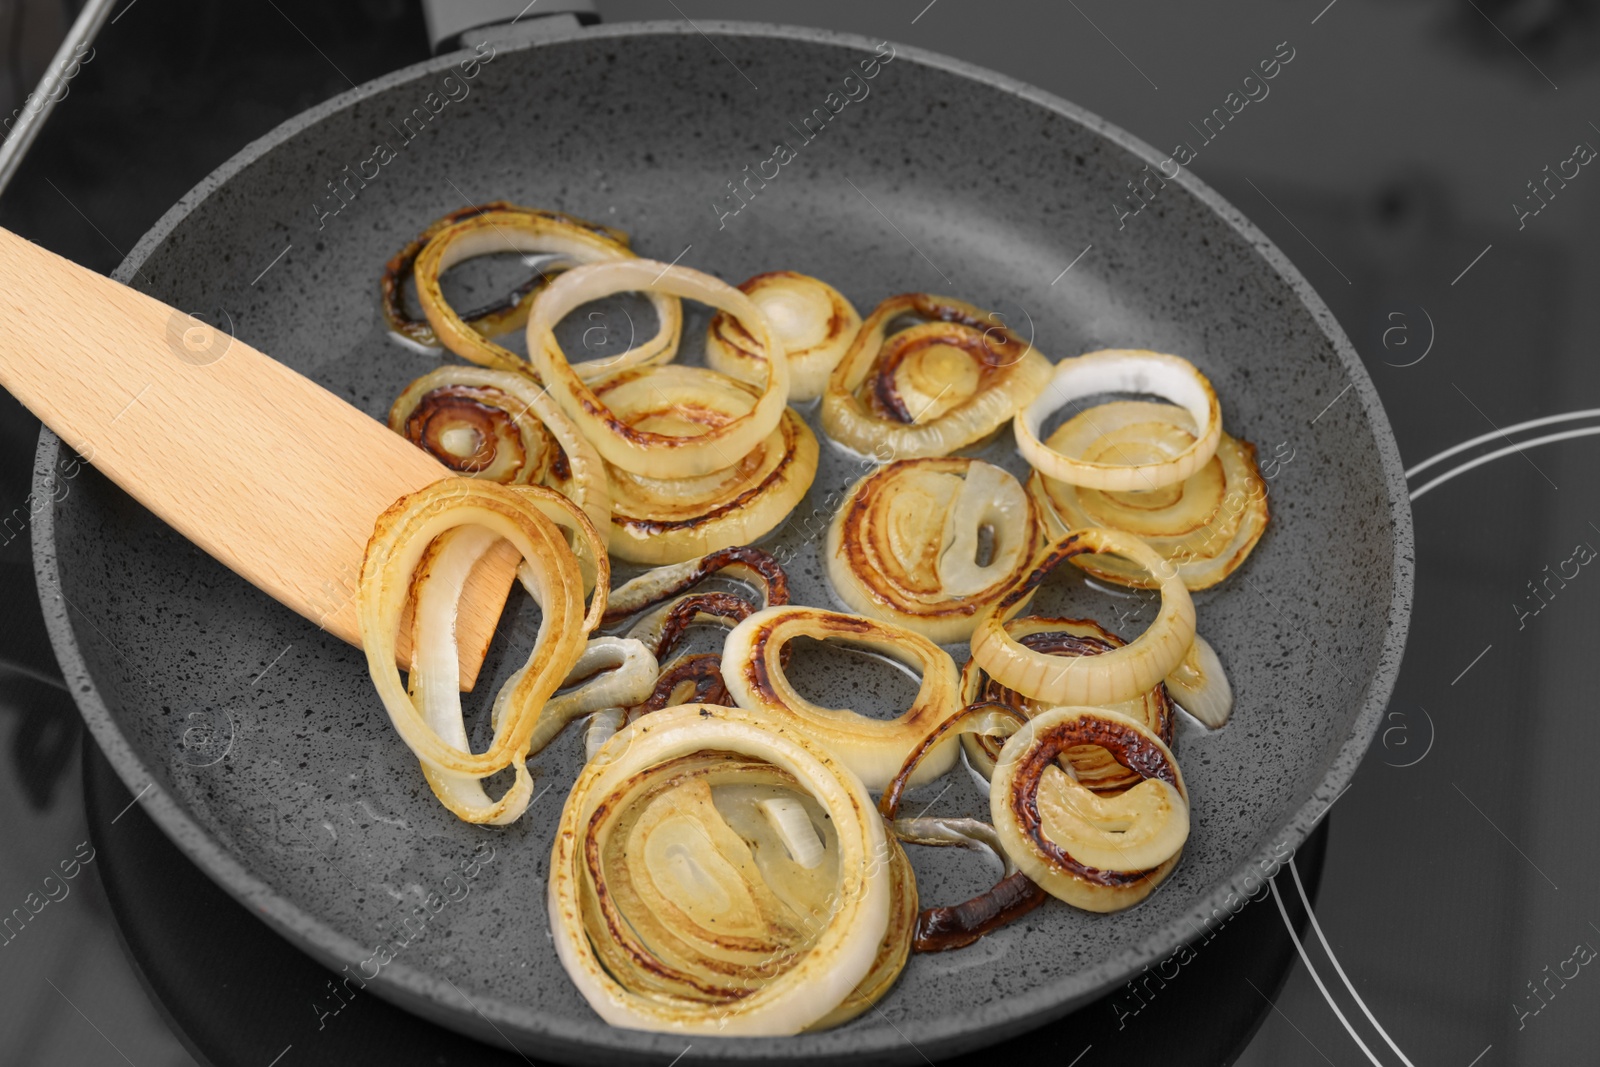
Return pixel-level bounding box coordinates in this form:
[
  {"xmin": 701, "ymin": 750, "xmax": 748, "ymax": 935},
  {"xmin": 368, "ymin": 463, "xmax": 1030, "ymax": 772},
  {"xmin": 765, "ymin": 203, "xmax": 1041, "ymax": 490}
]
[
  {"xmin": 1015, "ymin": 350, "xmax": 1222, "ymax": 491},
  {"xmin": 359, "ymin": 479, "xmax": 587, "ymax": 824}
]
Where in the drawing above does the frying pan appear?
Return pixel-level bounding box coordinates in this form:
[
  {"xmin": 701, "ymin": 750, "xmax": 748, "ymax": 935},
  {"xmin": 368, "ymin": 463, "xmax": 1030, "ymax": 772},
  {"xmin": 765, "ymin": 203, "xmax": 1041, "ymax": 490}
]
[{"xmin": 31, "ymin": 19, "xmax": 1413, "ymax": 1066}]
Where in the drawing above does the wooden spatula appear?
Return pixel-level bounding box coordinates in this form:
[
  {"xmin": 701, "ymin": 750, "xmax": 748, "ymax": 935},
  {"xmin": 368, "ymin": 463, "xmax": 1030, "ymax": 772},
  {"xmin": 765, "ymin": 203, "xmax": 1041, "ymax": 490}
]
[{"xmin": 0, "ymin": 227, "xmax": 518, "ymax": 690}]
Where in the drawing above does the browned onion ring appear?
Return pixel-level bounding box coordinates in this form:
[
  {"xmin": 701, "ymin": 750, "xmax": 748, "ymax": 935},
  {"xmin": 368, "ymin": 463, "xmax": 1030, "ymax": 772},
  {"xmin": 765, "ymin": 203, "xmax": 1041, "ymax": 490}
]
[
  {"xmin": 992, "ymin": 707, "xmax": 1188, "ymax": 912},
  {"xmin": 381, "ymin": 201, "xmax": 628, "ymax": 347},
  {"xmin": 960, "ymin": 617, "xmax": 1176, "ymax": 795}
]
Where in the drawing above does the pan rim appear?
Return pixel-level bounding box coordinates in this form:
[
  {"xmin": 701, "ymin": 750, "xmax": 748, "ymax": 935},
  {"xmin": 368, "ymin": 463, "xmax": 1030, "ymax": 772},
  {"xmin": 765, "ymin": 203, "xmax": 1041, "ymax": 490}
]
[{"xmin": 33, "ymin": 17, "xmax": 1414, "ymax": 1063}]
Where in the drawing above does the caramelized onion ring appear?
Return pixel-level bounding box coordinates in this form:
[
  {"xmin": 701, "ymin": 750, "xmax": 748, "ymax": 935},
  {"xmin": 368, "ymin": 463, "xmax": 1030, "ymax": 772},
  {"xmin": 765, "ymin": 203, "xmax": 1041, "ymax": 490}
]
[
  {"xmin": 825, "ymin": 457, "xmax": 1044, "ymax": 642},
  {"xmin": 878, "ymin": 701, "xmax": 1045, "ymax": 951},
  {"xmin": 1015, "ymin": 350, "xmax": 1222, "ymax": 490},
  {"xmin": 595, "ymin": 370, "xmax": 818, "ymax": 564},
  {"xmin": 530, "ymin": 260, "xmax": 791, "ymax": 478},
  {"xmin": 706, "ymin": 271, "xmax": 861, "ymax": 402},
  {"xmin": 414, "ymin": 207, "xmax": 681, "ymax": 376},
  {"xmin": 721, "ymin": 606, "xmax": 964, "ymax": 790},
  {"xmin": 390, "ymin": 365, "xmax": 610, "ymax": 538},
  {"xmin": 359, "ymin": 479, "xmax": 587, "ymax": 824},
  {"xmin": 382, "ymin": 202, "xmax": 627, "ymax": 347},
  {"xmin": 550, "ymin": 704, "xmax": 895, "ymax": 1035},
  {"xmin": 991, "ymin": 706, "xmax": 1189, "ymax": 912},
  {"xmin": 821, "ymin": 293, "xmax": 1051, "ymax": 459},
  {"xmin": 1028, "ymin": 401, "xmax": 1269, "ymax": 590},
  {"xmin": 960, "ymin": 617, "xmax": 1175, "ymax": 793},
  {"xmin": 970, "ymin": 528, "xmax": 1195, "ymax": 707}
]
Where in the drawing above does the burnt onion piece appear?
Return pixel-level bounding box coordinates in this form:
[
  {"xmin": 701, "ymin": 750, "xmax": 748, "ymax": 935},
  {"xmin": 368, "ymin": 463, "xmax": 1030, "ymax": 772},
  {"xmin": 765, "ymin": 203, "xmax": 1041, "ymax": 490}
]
[
  {"xmin": 991, "ymin": 706, "xmax": 1189, "ymax": 912},
  {"xmin": 602, "ymin": 545, "xmax": 790, "ymax": 627},
  {"xmin": 380, "ymin": 201, "xmax": 626, "ymax": 347},
  {"xmin": 878, "ymin": 701, "xmax": 1046, "ymax": 952},
  {"xmin": 825, "ymin": 457, "xmax": 1044, "ymax": 643},
  {"xmin": 388, "ymin": 365, "xmax": 609, "ymax": 538},
  {"xmin": 706, "ymin": 271, "xmax": 862, "ymax": 402},
  {"xmin": 721, "ymin": 605, "xmax": 965, "ymax": 790},
  {"xmin": 1029, "ymin": 400, "xmax": 1269, "ymax": 591},
  {"xmin": 593, "ymin": 368, "xmax": 818, "ymax": 564},
  {"xmin": 550, "ymin": 704, "xmax": 903, "ymax": 1035},
  {"xmin": 585, "ymin": 548, "xmax": 791, "ymax": 759},
  {"xmin": 358, "ymin": 479, "xmax": 603, "ymax": 824},
  {"xmin": 530, "ymin": 259, "xmax": 790, "ymax": 478},
  {"xmin": 960, "ymin": 617, "xmax": 1176, "ymax": 793},
  {"xmin": 821, "ymin": 293, "xmax": 1052, "ymax": 459},
  {"xmin": 412, "ymin": 207, "xmax": 682, "ymax": 377},
  {"xmin": 970, "ymin": 527, "xmax": 1196, "ymax": 707},
  {"xmin": 1015, "ymin": 350, "xmax": 1222, "ymax": 491}
]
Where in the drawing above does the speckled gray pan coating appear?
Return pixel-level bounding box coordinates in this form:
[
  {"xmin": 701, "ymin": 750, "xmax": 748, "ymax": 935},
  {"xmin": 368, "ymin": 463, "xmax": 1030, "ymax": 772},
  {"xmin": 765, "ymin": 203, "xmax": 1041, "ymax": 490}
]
[{"xmin": 32, "ymin": 21, "xmax": 1412, "ymax": 1066}]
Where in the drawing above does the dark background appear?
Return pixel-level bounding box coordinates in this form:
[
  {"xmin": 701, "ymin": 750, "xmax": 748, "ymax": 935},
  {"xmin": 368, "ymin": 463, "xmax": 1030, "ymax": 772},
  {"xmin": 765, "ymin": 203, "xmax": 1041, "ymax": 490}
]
[{"xmin": 1, "ymin": 0, "xmax": 1597, "ymax": 1064}]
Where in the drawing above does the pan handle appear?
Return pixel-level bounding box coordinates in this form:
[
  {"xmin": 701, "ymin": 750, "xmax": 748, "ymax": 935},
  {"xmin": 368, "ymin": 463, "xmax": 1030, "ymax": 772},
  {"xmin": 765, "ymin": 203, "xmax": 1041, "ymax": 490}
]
[{"xmin": 420, "ymin": 0, "xmax": 600, "ymax": 54}]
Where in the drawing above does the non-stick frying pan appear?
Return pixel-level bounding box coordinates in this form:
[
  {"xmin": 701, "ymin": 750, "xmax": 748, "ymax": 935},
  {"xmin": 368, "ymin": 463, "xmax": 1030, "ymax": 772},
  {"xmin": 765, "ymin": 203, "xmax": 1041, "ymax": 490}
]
[{"xmin": 32, "ymin": 20, "xmax": 1412, "ymax": 1066}]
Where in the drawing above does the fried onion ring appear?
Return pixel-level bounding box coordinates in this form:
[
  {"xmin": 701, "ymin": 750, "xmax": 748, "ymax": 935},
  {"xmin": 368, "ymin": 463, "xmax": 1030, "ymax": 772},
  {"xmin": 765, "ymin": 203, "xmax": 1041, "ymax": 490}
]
[
  {"xmin": 991, "ymin": 706, "xmax": 1189, "ymax": 912},
  {"xmin": 1015, "ymin": 350, "xmax": 1221, "ymax": 491},
  {"xmin": 706, "ymin": 271, "xmax": 861, "ymax": 402},
  {"xmin": 960, "ymin": 617, "xmax": 1176, "ymax": 793},
  {"xmin": 721, "ymin": 606, "xmax": 963, "ymax": 790},
  {"xmin": 821, "ymin": 293, "xmax": 1051, "ymax": 459},
  {"xmin": 970, "ymin": 528, "xmax": 1195, "ymax": 707},
  {"xmin": 358, "ymin": 479, "xmax": 590, "ymax": 824},
  {"xmin": 1028, "ymin": 400, "xmax": 1268, "ymax": 590},
  {"xmin": 530, "ymin": 260, "xmax": 790, "ymax": 478},
  {"xmin": 413, "ymin": 207, "xmax": 681, "ymax": 376},
  {"xmin": 389, "ymin": 365, "xmax": 610, "ymax": 538},
  {"xmin": 594, "ymin": 370, "xmax": 817, "ymax": 564},
  {"xmin": 825, "ymin": 457, "xmax": 1044, "ymax": 642},
  {"xmin": 550, "ymin": 704, "xmax": 897, "ymax": 1035}
]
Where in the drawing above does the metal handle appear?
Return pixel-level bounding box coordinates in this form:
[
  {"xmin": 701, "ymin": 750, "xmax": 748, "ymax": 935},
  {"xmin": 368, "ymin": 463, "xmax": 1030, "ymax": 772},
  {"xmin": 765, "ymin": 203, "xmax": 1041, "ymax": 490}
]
[
  {"xmin": 0, "ymin": 0, "xmax": 119, "ymax": 199},
  {"xmin": 419, "ymin": 0, "xmax": 599, "ymax": 54}
]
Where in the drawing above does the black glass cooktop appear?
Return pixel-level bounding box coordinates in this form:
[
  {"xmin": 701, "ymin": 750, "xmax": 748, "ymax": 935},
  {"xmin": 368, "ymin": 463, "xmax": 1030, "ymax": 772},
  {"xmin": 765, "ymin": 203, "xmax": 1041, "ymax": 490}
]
[{"xmin": 2, "ymin": 1, "xmax": 1598, "ymax": 1064}]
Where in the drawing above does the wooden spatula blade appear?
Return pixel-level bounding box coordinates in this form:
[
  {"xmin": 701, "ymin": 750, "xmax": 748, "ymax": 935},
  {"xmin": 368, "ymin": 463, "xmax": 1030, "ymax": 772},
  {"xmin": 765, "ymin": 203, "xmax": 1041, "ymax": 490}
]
[{"xmin": 0, "ymin": 227, "xmax": 516, "ymax": 690}]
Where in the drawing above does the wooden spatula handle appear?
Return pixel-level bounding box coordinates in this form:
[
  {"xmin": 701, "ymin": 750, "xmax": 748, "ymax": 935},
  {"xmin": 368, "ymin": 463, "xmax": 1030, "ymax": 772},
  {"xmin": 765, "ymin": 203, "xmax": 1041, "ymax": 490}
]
[{"xmin": 0, "ymin": 227, "xmax": 516, "ymax": 690}]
